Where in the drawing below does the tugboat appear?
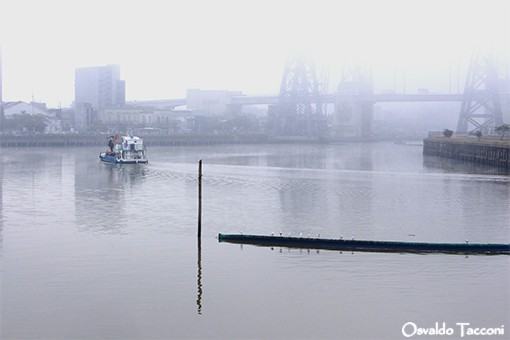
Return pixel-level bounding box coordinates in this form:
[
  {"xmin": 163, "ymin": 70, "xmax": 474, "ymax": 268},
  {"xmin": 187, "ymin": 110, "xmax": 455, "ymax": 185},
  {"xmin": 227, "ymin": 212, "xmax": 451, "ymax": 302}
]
[{"xmin": 100, "ymin": 134, "xmax": 148, "ymax": 164}]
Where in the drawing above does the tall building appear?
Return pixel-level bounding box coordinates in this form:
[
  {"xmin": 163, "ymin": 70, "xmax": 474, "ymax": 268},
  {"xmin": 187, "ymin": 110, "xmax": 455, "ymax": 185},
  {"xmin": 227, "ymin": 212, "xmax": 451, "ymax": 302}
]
[
  {"xmin": 0, "ymin": 48, "xmax": 4, "ymax": 133},
  {"xmin": 0, "ymin": 47, "xmax": 3, "ymax": 104},
  {"xmin": 75, "ymin": 64, "xmax": 125, "ymax": 110},
  {"xmin": 74, "ymin": 64, "xmax": 125, "ymax": 131}
]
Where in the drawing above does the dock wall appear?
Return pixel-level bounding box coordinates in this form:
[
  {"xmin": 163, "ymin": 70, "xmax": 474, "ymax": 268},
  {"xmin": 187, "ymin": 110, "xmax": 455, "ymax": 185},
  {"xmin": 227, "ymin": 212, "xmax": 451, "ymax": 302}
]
[
  {"xmin": 423, "ymin": 138, "xmax": 510, "ymax": 169},
  {"xmin": 0, "ymin": 134, "xmax": 269, "ymax": 147}
]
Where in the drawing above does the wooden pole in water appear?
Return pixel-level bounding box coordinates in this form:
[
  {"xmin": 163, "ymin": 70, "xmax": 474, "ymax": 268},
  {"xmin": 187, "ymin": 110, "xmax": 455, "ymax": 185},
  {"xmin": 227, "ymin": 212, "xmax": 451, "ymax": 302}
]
[
  {"xmin": 196, "ymin": 237, "xmax": 203, "ymax": 314},
  {"xmin": 198, "ymin": 159, "xmax": 202, "ymax": 239}
]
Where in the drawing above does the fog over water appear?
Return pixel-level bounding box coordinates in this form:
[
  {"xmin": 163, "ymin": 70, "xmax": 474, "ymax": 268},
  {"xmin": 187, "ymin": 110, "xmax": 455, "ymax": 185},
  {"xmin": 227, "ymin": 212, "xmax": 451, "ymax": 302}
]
[{"xmin": 0, "ymin": 143, "xmax": 508, "ymax": 339}]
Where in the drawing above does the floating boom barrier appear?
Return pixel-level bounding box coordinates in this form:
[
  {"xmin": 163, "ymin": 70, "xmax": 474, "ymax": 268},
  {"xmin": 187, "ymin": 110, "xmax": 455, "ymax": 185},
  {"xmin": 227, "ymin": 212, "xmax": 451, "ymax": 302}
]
[{"xmin": 218, "ymin": 234, "xmax": 510, "ymax": 255}]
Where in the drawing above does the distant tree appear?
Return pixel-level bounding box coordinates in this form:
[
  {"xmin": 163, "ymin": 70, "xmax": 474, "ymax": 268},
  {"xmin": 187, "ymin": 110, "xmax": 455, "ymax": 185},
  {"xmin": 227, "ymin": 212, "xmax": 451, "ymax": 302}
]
[
  {"xmin": 495, "ymin": 124, "xmax": 510, "ymax": 140},
  {"xmin": 443, "ymin": 128, "xmax": 453, "ymax": 138},
  {"xmin": 4, "ymin": 113, "xmax": 48, "ymax": 133}
]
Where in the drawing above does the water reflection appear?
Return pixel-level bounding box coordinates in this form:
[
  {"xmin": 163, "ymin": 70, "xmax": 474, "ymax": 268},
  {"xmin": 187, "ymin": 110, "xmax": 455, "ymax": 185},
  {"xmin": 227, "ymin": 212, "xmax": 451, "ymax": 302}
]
[
  {"xmin": 263, "ymin": 144, "xmax": 373, "ymax": 171},
  {"xmin": 102, "ymin": 163, "xmax": 149, "ymax": 187},
  {"xmin": 194, "ymin": 144, "xmax": 376, "ymax": 171},
  {"xmin": 74, "ymin": 159, "xmax": 148, "ymax": 234},
  {"xmin": 0, "ymin": 158, "xmax": 3, "ymax": 250},
  {"xmin": 196, "ymin": 239, "xmax": 203, "ymax": 315},
  {"xmin": 0, "ymin": 148, "xmax": 69, "ymax": 249},
  {"xmin": 266, "ymin": 145, "xmax": 329, "ymax": 169},
  {"xmin": 275, "ymin": 172, "xmax": 374, "ymax": 237}
]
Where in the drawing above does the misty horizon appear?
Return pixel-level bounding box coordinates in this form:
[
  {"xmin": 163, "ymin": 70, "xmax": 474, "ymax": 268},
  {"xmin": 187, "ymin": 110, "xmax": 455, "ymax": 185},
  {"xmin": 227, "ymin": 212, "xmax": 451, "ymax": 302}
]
[{"xmin": 1, "ymin": 0, "xmax": 509, "ymax": 108}]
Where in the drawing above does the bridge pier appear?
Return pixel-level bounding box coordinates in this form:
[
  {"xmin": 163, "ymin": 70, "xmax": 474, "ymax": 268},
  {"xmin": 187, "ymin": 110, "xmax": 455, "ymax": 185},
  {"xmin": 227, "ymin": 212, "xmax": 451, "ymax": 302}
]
[
  {"xmin": 332, "ymin": 97, "xmax": 373, "ymax": 140},
  {"xmin": 331, "ymin": 66, "xmax": 374, "ymax": 140}
]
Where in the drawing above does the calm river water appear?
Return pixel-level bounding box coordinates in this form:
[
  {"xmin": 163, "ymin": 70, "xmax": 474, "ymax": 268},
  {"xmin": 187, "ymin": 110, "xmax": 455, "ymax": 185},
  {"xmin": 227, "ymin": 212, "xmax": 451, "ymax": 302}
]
[{"xmin": 1, "ymin": 142, "xmax": 509, "ymax": 339}]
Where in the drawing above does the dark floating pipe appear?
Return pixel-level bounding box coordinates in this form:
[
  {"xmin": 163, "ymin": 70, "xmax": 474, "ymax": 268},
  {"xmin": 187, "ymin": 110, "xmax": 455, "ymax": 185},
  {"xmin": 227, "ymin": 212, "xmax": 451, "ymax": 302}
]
[{"xmin": 218, "ymin": 234, "xmax": 510, "ymax": 255}]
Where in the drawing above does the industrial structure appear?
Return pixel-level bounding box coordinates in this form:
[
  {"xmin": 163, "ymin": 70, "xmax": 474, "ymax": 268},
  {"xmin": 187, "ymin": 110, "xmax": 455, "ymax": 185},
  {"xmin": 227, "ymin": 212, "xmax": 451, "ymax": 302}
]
[
  {"xmin": 456, "ymin": 51, "xmax": 510, "ymax": 134},
  {"xmin": 268, "ymin": 54, "xmax": 327, "ymax": 139}
]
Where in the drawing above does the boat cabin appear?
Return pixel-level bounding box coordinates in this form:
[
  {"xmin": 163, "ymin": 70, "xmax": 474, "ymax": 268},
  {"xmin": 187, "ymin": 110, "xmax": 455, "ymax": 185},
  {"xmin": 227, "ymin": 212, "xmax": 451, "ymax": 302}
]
[
  {"xmin": 101, "ymin": 134, "xmax": 148, "ymax": 164},
  {"xmin": 113, "ymin": 136, "xmax": 146, "ymax": 161}
]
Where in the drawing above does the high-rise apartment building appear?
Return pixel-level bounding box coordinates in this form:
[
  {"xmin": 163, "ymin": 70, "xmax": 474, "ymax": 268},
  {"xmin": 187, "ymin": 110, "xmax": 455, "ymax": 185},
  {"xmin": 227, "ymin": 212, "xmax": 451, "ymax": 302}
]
[
  {"xmin": 1, "ymin": 49, "xmax": 4, "ymax": 133},
  {"xmin": 0, "ymin": 48, "xmax": 3, "ymax": 104},
  {"xmin": 75, "ymin": 64, "xmax": 125, "ymax": 110},
  {"xmin": 74, "ymin": 64, "xmax": 125, "ymax": 131}
]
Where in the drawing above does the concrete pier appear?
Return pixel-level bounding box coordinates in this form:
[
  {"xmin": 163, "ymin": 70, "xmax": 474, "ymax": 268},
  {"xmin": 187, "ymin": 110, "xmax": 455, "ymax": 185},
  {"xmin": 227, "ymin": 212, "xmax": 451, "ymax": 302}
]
[{"xmin": 423, "ymin": 137, "xmax": 510, "ymax": 169}]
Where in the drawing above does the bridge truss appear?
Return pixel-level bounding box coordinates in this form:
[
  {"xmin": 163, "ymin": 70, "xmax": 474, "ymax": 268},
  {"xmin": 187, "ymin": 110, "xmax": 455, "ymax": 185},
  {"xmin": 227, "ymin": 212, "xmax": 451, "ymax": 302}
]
[
  {"xmin": 456, "ymin": 51, "xmax": 509, "ymax": 134},
  {"xmin": 269, "ymin": 54, "xmax": 327, "ymax": 138}
]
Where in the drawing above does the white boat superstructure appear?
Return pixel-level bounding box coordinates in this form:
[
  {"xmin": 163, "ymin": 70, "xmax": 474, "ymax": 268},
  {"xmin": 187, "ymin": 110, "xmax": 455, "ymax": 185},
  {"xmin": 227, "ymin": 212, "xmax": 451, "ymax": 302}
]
[{"xmin": 100, "ymin": 134, "xmax": 148, "ymax": 164}]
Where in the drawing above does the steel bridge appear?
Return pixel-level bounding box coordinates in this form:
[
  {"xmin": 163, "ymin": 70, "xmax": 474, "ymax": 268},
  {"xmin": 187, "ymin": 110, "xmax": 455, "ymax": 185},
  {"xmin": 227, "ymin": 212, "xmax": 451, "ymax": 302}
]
[
  {"xmin": 230, "ymin": 93, "xmax": 464, "ymax": 105},
  {"xmin": 126, "ymin": 51, "xmax": 507, "ymax": 139},
  {"xmin": 127, "ymin": 93, "xmax": 465, "ymax": 108}
]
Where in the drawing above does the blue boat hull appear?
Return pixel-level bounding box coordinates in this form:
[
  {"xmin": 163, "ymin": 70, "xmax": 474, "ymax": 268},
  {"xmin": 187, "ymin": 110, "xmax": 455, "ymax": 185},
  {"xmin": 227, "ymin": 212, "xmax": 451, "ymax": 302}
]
[
  {"xmin": 99, "ymin": 154, "xmax": 148, "ymax": 164},
  {"xmin": 218, "ymin": 234, "xmax": 510, "ymax": 255}
]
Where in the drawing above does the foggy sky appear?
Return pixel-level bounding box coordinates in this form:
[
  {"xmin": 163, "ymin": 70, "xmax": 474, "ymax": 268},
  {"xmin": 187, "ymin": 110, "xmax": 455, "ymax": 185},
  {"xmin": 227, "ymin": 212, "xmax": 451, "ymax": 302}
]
[{"xmin": 1, "ymin": 0, "xmax": 509, "ymax": 108}]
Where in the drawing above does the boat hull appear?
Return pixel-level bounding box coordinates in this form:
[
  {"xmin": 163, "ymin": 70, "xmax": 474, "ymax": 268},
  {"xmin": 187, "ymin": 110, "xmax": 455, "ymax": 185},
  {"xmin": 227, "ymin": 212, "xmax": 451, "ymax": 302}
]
[
  {"xmin": 99, "ymin": 153, "xmax": 148, "ymax": 164},
  {"xmin": 218, "ymin": 234, "xmax": 510, "ymax": 255}
]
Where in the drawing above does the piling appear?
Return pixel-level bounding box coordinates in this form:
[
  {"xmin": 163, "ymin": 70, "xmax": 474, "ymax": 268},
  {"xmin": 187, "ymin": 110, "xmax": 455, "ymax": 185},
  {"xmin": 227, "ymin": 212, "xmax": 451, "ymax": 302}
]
[{"xmin": 198, "ymin": 159, "xmax": 202, "ymax": 239}]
